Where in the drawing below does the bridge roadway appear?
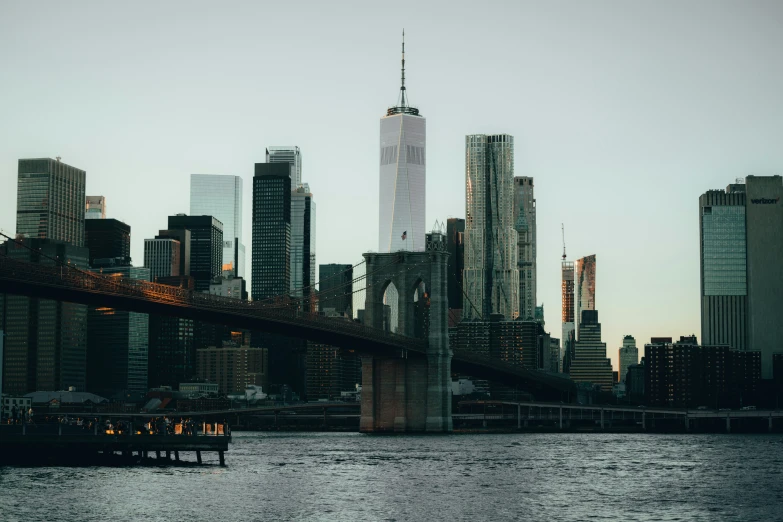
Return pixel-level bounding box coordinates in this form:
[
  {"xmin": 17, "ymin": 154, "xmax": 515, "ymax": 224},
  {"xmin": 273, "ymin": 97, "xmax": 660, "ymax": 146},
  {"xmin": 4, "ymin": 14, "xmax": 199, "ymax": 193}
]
[{"xmin": 0, "ymin": 254, "xmax": 575, "ymax": 398}]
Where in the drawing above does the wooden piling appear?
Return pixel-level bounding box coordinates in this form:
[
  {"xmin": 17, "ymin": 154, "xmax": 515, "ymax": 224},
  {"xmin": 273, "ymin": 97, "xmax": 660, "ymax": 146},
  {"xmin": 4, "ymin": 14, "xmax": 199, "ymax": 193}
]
[
  {"xmin": 196, "ymin": 451, "xmax": 202, "ymax": 464},
  {"xmin": 219, "ymin": 451, "xmax": 225, "ymax": 466}
]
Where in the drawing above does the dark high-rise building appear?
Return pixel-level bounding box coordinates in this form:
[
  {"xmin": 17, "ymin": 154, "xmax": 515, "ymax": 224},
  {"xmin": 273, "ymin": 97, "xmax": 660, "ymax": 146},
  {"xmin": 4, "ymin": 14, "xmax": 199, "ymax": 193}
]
[
  {"xmin": 148, "ymin": 275, "xmax": 196, "ymax": 389},
  {"xmin": 0, "ymin": 239, "xmax": 88, "ymax": 394},
  {"xmin": 16, "ymin": 158, "xmax": 86, "ymax": 247},
  {"xmin": 84, "ymin": 218, "xmax": 131, "ymax": 267},
  {"xmin": 513, "ymin": 177, "xmax": 537, "ymax": 320},
  {"xmin": 306, "ymin": 341, "xmax": 361, "ymax": 401},
  {"xmin": 446, "ymin": 218, "xmax": 465, "ymax": 312},
  {"xmin": 166, "ymin": 215, "xmax": 223, "ymax": 292},
  {"xmin": 318, "ymin": 264, "xmax": 353, "ymax": 316},
  {"xmin": 568, "ymin": 310, "xmax": 613, "ymax": 392},
  {"xmin": 252, "ymin": 163, "xmax": 291, "ymax": 300},
  {"xmin": 700, "ymin": 176, "xmax": 783, "ymax": 378},
  {"xmin": 291, "ymin": 184, "xmax": 316, "ymax": 302},
  {"xmin": 87, "ymin": 266, "xmax": 150, "ymax": 399}
]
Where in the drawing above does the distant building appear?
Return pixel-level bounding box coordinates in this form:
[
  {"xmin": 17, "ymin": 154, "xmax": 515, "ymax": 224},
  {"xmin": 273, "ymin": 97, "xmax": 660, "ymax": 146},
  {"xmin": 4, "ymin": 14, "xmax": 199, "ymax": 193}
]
[
  {"xmin": 266, "ymin": 146, "xmax": 302, "ymax": 190},
  {"xmin": 306, "ymin": 342, "xmax": 361, "ymax": 401},
  {"xmin": 252, "ymin": 163, "xmax": 291, "ymax": 301},
  {"xmin": 699, "ymin": 176, "xmax": 783, "ymax": 378},
  {"xmin": 179, "ymin": 382, "xmax": 219, "ymax": 398},
  {"xmin": 291, "ymin": 184, "xmax": 316, "ymax": 299},
  {"xmin": 190, "ymin": 174, "xmax": 245, "ymax": 278},
  {"xmin": 567, "ymin": 310, "xmax": 613, "ymax": 392},
  {"xmin": 463, "ymin": 134, "xmax": 519, "ymax": 320},
  {"xmin": 209, "ymin": 276, "xmax": 247, "ymax": 300},
  {"xmin": 196, "ymin": 345, "xmax": 268, "ymax": 395},
  {"xmin": 575, "ymin": 254, "xmax": 596, "ymax": 339},
  {"xmin": 85, "ymin": 196, "xmax": 106, "ymax": 219},
  {"xmin": 561, "ymin": 261, "xmax": 575, "ymax": 370},
  {"xmin": 626, "ymin": 361, "xmax": 645, "ymax": 402},
  {"xmin": 16, "ymin": 158, "xmax": 86, "ymax": 247},
  {"xmin": 446, "ymin": 218, "xmax": 465, "ymax": 313},
  {"xmin": 87, "ymin": 266, "xmax": 150, "ymax": 399},
  {"xmin": 144, "ymin": 237, "xmax": 181, "ymax": 281},
  {"xmin": 167, "ymin": 215, "xmax": 223, "ymax": 292},
  {"xmin": 0, "ymin": 239, "xmax": 89, "ymax": 394},
  {"xmin": 618, "ymin": 335, "xmax": 638, "ymax": 383},
  {"xmin": 148, "ymin": 276, "xmax": 196, "ymax": 389},
  {"xmin": 513, "ymin": 177, "xmax": 536, "ymax": 320},
  {"xmin": 154, "ymin": 229, "xmax": 191, "ymax": 277},
  {"xmin": 451, "ymin": 315, "xmax": 550, "ymax": 371},
  {"xmin": 319, "ymin": 264, "xmax": 353, "ymax": 316},
  {"xmin": 84, "ymin": 218, "xmax": 131, "ymax": 267}
]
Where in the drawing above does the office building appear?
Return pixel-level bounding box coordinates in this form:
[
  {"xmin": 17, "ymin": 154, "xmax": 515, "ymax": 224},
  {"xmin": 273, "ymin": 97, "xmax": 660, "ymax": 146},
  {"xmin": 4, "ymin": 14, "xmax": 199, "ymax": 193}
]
[
  {"xmin": 148, "ymin": 275, "xmax": 196, "ymax": 389},
  {"xmin": 575, "ymin": 254, "xmax": 596, "ymax": 338},
  {"xmin": 266, "ymin": 146, "xmax": 302, "ymax": 190},
  {"xmin": 154, "ymin": 229, "xmax": 190, "ymax": 277},
  {"xmin": 85, "ymin": 196, "xmax": 106, "ymax": 219},
  {"xmin": 291, "ymin": 184, "xmax": 316, "ymax": 299},
  {"xmin": 379, "ymin": 35, "xmax": 426, "ymax": 254},
  {"xmin": 306, "ymin": 342, "xmax": 361, "ymax": 401},
  {"xmin": 167, "ymin": 215, "xmax": 223, "ymax": 292},
  {"xmin": 252, "ymin": 163, "xmax": 291, "ymax": 300},
  {"xmin": 209, "ymin": 275, "xmax": 247, "ymax": 300},
  {"xmin": 446, "ymin": 218, "xmax": 465, "ymax": 314},
  {"xmin": 561, "ymin": 261, "xmax": 575, "ymax": 371},
  {"xmin": 319, "ymin": 264, "xmax": 353, "ymax": 316},
  {"xmin": 190, "ymin": 174, "xmax": 245, "ymax": 278},
  {"xmin": 87, "ymin": 266, "xmax": 150, "ymax": 399},
  {"xmin": 84, "ymin": 218, "xmax": 131, "ymax": 267},
  {"xmin": 514, "ymin": 177, "xmax": 536, "ymax": 320},
  {"xmin": 0, "ymin": 239, "xmax": 88, "ymax": 394},
  {"xmin": 567, "ymin": 310, "xmax": 613, "ymax": 392},
  {"xmin": 143, "ymin": 238, "xmax": 181, "ymax": 281},
  {"xmin": 700, "ymin": 176, "xmax": 783, "ymax": 378},
  {"xmin": 618, "ymin": 335, "xmax": 638, "ymax": 383},
  {"xmin": 16, "ymin": 158, "xmax": 86, "ymax": 247},
  {"xmin": 197, "ymin": 345, "xmax": 268, "ymax": 395},
  {"xmin": 463, "ymin": 134, "xmax": 519, "ymax": 321}
]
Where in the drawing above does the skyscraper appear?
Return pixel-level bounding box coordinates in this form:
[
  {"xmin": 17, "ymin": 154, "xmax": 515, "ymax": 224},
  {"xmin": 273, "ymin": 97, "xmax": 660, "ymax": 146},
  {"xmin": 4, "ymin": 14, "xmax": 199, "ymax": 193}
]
[
  {"xmin": 446, "ymin": 218, "xmax": 465, "ymax": 314},
  {"xmin": 561, "ymin": 260, "xmax": 575, "ymax": 371},
  {"xmin": 166, "ymin": 215, "xmax": 223, "ymax": 292},
  {"xmin": 568, "ymin": 310, "xmax": 613, "ymax": 392},
  {"xmin": 513, "ymin": 177, "xmax": 536, "ymax": 320},
  {"xmin": 291, "ymin": 184, "xmax": 316, "ymax": 298},
  {"xmin": 575, "ymin": 254, "xmax": 596, "ymax": 338},
  {"xmin": 252, "ymin": 163, "xmax": 291, "ymax": 301},
  {"xmin": 618, "ymin": 335, "xmax": 638, "ymax": 383},
  {"xmin": 379, "ymin": 33, "xmax": 426, "ymax": 254},
  {"xmin": 190, "ymin": 174, "xmax": 245, "ymax": 278},
  {"xmin": 84, "ymin": 218, "xmax": 131, "ymax": 267},
  {"xmin": 85, "ymin": 196, "xmax": 106, "ymax": 219},
  {"xmin": 266, "ymin": 146, "xmax": 302, "ymax": 190},
  {"xmin": 700, "ymin": 176, "xmax": 783, "ymax": 378},
  {"xmin": 143, "ymin": 237, "xmax": 181, "ymax": 281},
  {"xmin": 16, "ymin": 158, "xmax": 86, "ymax": 247},
  {"xmin": 319, "ymin": 264, "xmax": 353, "ymax": 316},
  {"xmin": 463, "ymin": 134, "xmax": 519, "ymax": 320}
]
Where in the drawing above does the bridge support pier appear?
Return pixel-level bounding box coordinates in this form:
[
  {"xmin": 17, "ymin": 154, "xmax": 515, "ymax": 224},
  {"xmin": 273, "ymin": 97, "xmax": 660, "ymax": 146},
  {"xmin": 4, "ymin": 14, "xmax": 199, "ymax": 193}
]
[
  {"xmin": 770, "ymin": 416, "xmax": 774, "ymax": 433},
  {"xmin": 360, "ymin": 247, "xmax": 452, "ymax": 433},
  {"xmin": 726, "ymin": 415, "xmax": 731, "ymax": 433}
]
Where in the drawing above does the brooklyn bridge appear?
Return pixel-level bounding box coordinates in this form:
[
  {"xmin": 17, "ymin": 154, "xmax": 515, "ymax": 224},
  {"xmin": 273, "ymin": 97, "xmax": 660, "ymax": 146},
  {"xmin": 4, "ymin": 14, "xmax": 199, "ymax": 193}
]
[{"xmin": 0, "ymin": 232, "xmax": 575, "ymax": 433}]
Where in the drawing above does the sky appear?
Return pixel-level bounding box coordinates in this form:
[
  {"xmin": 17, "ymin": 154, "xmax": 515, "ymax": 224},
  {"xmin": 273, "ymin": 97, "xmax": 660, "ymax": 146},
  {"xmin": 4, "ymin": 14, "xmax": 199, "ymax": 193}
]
[{"xmin": 1, "ymin": 0, "xmax": 782, "ymax": 372}]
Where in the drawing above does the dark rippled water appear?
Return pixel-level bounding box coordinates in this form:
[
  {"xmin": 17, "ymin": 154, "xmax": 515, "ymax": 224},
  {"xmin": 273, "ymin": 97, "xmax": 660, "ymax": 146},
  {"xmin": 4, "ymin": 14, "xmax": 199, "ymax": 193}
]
[{"xmin": 2, "ymin": 432, "xmax": 783, "ymax": 521}]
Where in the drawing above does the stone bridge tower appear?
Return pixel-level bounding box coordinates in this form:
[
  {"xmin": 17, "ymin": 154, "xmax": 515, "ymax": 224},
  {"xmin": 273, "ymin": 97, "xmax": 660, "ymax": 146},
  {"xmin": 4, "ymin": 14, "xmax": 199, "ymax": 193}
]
[{"xmin": 360, "ymin": 230, "xmax": 452, "ymax": 432}]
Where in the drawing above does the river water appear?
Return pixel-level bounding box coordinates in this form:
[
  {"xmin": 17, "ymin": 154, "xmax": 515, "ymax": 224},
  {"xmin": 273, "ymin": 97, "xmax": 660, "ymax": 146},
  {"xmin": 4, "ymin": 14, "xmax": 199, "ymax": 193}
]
[{"xmin": 1, "ymin": 432, "xmax": 782, "ymax": 521}]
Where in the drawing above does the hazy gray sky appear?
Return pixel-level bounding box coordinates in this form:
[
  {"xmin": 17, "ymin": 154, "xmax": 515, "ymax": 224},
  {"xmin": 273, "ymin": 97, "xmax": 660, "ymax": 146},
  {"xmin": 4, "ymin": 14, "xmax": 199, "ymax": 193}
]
[{"xmin": 1, "ymin": 0, "xmax": 782, "ymax": 371}]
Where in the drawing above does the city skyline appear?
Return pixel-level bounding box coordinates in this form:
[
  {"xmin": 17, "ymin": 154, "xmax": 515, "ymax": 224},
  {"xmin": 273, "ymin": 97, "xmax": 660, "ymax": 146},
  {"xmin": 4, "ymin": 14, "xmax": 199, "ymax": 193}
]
[{"xmin": 2, "ymin": 1, "xmax": 783, "ymax": 371}]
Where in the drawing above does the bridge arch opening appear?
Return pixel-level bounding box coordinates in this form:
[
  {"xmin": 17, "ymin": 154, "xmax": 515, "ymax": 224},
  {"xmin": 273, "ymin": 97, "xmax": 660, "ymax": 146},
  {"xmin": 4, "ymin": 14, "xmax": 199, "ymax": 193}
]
[
  {"xmin": 412, "ymin": 278, "xmax": 430, "ymax": 340},
  {"xmin": 380, "ymin": 280, "xmax": 399, "ymax": 333}
]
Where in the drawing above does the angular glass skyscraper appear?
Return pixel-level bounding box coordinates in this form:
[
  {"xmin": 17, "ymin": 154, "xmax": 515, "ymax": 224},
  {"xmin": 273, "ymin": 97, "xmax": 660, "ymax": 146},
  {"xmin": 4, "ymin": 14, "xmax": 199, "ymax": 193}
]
[
  {"xmin": 514, "ymin": 177, "xmax": 536, "ymax": 320},
  {"xmin": 575, "ymin": 254, "xmax": 596, "ymax": 339},
  {"xmin": 16, "ymin": 158, "xmax": 86, "ymax": 247},
  {"xmin": 463, "ymin": 134, "xmax": 519, "ymax": 321},
  {"xmin": 291, "ymin": 184, "xmax": 316, "ymax": 298},
  {"xmin": 190, "ymin": 174, "xmax": 244, "ymax": 278},
  {"xmin": 267, "ymin": 147, "xmax": 302, "ymax": 190},
  {"xmin": 379, "ymin": 34, "xmax": 426, "ymax": 253}
]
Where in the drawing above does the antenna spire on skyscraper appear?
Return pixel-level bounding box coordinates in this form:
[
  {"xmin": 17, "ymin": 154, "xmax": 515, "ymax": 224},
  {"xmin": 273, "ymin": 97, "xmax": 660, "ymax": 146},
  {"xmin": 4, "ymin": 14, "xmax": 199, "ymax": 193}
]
[
  {"xmin": 400, "ymin": 29, "xmax": 407, "ymax": 108},
  {"xmin": 386, "ymin": 30, "xmax": 420, "ymax": 116}
]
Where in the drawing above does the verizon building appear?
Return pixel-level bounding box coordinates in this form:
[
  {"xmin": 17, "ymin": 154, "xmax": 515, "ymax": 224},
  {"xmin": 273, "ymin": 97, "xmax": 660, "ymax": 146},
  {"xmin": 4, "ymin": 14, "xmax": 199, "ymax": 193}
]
[
  {"xmin": 699, "ymin": 175, "xmax": 783, "ymax": 379},
  {"xmin": 379, "ymin": 33, "xmax": 425, "ymax": 254}
]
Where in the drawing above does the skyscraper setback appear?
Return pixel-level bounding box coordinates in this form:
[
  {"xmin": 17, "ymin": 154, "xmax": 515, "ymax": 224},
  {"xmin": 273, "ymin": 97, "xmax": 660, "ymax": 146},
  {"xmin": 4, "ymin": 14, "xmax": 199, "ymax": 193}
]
[
  {"xmin": 463, "ymin": 134, "xmax": 519, "ymax": 320},
  {"xmin": 379, "ymin": 33, "xmax": 426, "ymax": 253}
]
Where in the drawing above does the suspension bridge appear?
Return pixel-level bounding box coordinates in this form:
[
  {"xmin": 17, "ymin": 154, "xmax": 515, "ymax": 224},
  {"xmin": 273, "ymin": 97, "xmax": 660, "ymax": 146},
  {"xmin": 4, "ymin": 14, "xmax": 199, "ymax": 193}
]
[{"xmin": 0, "ymin": 231, "xmax": 576, "ymax": 432}]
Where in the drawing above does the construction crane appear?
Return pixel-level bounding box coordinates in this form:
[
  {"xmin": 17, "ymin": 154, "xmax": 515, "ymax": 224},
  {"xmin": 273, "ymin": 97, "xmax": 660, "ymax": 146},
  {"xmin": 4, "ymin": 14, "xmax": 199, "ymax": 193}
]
[{"xmin": 561, "ymin": 223, "xmax": 567, "ymax": 261}]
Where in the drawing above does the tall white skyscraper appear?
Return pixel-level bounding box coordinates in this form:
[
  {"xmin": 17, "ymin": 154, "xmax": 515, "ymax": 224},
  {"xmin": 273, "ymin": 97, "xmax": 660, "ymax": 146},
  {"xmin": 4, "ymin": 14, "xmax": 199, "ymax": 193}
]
[
  {"xmin": 463, "ymin": 134, "xmax": 519, "ymax": 321},
  {"xmin": 379, "ymin": 32, "xmax": 426, "ymax": 253},
  {"xmin": 190, "ymin": 174, "xmax": 245, "ymax": 278},
  {"xmin": 267, "ymin": 146, "xmax": 302, "ymax": 190}
]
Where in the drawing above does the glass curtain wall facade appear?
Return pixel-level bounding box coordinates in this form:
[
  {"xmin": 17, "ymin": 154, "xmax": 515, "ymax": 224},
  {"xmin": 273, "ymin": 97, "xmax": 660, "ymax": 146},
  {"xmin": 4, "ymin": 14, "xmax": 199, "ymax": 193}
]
[
  {"xmin": 513, "ymin": 177, "xmax": 536, "ymax": 320},
  {"xmin": 166, "ymin": 215, "xmax": 223, "ymax": 292},
  {"xmin": 16, "ymin": 158, "xmax": 86, "ymax": 247},
  {"xmin": 84, "ymin": 218, "xmax": 131, "ymax": 266},
  {"xmin": 291, "ymin": 185, "xmax": 316, "ymax": 299},
  {"xmin": 446, "ymin": 218, "xmax": 465, "ymax": 312},
  {"xmin": 463, "ymin": 134, "xmax": 519, "ymax": 321},
  {"xmin": 190, "ymin": 174, "xmax": 245, "ymax": 278},
  {"xmin": 266, "ymin": 146, "xmax": 302, "ymax": 190},
  {"xmin": 252, "ymin": 164, "xmax": 291, "ymax": 300},
  {"xmin": 87, "ymin": 266, "xmax": 150, "ymax": 399},
  {"xmin": 561, "ymin": 261, "xmax": 575, "ymax": 370},
  {"xmin": 575, "ymin": 254, "xmax": 596, "ymax": 338}
]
